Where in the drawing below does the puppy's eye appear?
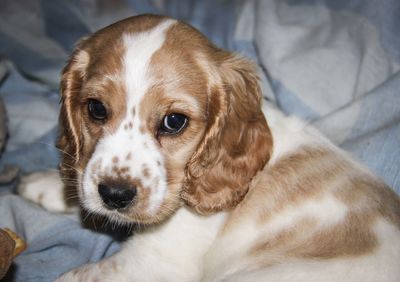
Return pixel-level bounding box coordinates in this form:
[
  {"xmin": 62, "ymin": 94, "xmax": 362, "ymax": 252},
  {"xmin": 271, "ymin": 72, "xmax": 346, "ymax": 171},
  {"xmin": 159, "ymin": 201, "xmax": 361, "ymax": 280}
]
[
  {"xmin": 88, "ymin": 99, "xmax": 107, "ymax": 121},
  {"xmin": 159, "ymin": 113, "xmax": 188, "ymax": 135}
]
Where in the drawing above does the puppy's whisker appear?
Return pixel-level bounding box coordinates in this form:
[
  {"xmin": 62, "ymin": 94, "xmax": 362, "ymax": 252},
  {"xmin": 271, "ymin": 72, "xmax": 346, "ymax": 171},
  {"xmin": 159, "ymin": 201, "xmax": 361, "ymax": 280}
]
[
  {"xmin": 37, "ymin": 141, "xmax": 79, "ymax": 163},
  {"xmin": 60, "ymin": 163, "xmax": 83, "ymax": 176},
  {"xmin": 64, "ymin": 194, "xmax": 80, "ymax": 201},
  {"xmin": 60, "ymin": 179, "xmax": 80, "ymax": 184}
]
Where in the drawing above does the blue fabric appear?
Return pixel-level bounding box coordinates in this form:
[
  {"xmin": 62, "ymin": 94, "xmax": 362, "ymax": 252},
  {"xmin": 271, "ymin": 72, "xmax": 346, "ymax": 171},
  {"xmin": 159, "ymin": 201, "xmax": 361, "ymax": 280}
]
[
  {"xmin": 0, "ymin": 0, "xmax": 399, "ymax": 280},
  {"xmin": 313, "ymin": 73, "xmax": 400, "ymax": 189},
  {"xmin": 0, "ymin": 194, "xmax": 119, "ymax": 282}
]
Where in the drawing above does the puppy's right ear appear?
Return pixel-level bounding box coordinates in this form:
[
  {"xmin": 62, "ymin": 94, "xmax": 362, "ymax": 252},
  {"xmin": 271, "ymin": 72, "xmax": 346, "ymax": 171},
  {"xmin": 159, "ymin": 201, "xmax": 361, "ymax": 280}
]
[{"xmin": 57, "ymin": 41, "xmax": 90, "ymax": 166}]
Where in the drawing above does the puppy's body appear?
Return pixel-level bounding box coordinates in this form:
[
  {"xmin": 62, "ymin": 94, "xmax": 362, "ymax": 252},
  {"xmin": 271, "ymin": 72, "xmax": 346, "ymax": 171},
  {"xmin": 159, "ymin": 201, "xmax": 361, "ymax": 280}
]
[
  {"xmin": 19, "ymin": 15, "xmax": 400, "ymax": 281},
  {"xmin": 202, "ymin": 105, "xmax": 400, "ymax": 281}
]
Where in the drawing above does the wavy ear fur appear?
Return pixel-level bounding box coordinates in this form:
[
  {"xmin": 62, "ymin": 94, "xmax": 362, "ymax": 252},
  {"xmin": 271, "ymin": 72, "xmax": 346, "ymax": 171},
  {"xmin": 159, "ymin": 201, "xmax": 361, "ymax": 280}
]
[
  {"xmin": 181, "ymin": 54, "xmax": 273, "ymax": 214},
  {"xmin": 56, "ymin": 41, "xmax": 89, "ymax": 200}
]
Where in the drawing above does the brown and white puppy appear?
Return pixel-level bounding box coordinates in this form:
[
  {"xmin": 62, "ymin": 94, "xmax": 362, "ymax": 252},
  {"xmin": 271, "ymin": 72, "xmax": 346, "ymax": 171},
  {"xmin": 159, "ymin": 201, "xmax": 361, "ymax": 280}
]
[{"xmin": 20, "ymin": 14, "xmax": 400, "ymax": 281}]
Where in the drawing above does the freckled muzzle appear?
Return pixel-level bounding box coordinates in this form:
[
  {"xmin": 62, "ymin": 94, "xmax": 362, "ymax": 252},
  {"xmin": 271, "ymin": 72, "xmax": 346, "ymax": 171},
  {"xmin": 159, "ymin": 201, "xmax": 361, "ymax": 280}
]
[{"xmin": 98, "ymin": 182, "xmax": 137, "ymax": 209}]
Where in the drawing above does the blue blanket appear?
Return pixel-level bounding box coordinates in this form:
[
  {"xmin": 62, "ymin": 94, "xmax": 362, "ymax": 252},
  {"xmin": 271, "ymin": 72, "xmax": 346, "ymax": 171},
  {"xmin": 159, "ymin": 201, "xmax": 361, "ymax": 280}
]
[{"xmin": 0, "ymin": 1, "xmax": 399, "ymax": 281}]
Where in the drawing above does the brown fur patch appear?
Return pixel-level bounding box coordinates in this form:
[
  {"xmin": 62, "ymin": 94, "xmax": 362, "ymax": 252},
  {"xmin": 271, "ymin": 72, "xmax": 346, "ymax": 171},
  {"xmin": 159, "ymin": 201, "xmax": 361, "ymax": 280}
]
[
  {"xmin": 335, "ymin": 174, "xmax": 400, "ymax": 228},
  {"xmin": 111, "ymin": 166, "xmax": 130, "ymax": 178},
  {"xmin": 251, "ymin": 212, "xmax": 378, "ymax": 263},
  {"xmin": 112, "ymin": 156, "xmax": 119, "ymax": 164},
  {"xmin": 254, "ymin": 147, "xmax": 338, "ymax": 224},
  {"xmin": 142, "ymin": 165, "xmax": 151, "ymax": 178},
  {"xmin": 219, "ymin": 146, "xmax": 400, "ymax": 264}
]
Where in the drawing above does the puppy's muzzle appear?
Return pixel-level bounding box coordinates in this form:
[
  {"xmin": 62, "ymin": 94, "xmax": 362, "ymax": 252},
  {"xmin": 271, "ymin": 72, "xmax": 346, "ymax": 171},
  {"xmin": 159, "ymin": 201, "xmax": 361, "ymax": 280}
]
[{"xmin": 98, "ymin": 182, "xmax": 137, "ymax": 209}]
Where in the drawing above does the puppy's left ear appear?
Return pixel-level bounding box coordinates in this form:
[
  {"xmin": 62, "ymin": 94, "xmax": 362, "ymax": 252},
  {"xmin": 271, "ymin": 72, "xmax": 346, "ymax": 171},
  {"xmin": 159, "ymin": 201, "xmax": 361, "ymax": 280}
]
[{"xmin": 181, "ymin": 54, "xmax": 273, "ymax": 214}]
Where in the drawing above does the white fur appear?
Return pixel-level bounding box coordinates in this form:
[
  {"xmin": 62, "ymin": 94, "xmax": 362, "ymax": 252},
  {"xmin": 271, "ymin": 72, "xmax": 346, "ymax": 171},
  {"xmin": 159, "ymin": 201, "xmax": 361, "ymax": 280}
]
[
  {"xmin": 261, "ymin": 101, "xmax": 334, "ymax": 165},
  {"xmin": 57, "ymin": 207, "xmax": 227, "ymax": 281}
]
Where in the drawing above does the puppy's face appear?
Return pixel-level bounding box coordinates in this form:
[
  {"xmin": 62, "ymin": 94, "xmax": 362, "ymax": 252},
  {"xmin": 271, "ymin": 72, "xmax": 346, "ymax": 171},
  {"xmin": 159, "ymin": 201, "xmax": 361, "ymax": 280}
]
[{"xmin": 59, "ymin": 15, "xmax": 272, "ymax": 224}]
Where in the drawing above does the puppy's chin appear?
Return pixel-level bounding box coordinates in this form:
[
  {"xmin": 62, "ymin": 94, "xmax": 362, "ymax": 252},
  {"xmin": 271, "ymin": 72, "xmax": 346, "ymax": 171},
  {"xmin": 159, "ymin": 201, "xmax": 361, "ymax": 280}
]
[
  {"xmin": 123, "ymin": 202, "xmax": 182, "ymax": 225},
  {"xmin": 79, "ymin": 185, "xmax": 182, "ymax": 226}
]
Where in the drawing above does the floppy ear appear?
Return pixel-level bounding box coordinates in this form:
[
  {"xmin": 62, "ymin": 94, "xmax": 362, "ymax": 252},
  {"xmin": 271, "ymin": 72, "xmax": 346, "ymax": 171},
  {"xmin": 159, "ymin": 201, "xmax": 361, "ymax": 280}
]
[
  {"xmin": 181, "ymin": 54, "xmax": 273, "ymax": 215},
  {"xmin": 56, "ymin": 42, "xmax": 89, "ymax": 181}
]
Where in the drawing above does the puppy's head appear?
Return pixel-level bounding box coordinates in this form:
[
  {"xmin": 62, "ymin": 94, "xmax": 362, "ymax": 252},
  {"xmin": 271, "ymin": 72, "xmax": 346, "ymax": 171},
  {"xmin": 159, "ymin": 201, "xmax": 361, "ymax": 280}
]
[{"xmin": 58, "ymin": 14, "xmax": 272, "ymax": 224}]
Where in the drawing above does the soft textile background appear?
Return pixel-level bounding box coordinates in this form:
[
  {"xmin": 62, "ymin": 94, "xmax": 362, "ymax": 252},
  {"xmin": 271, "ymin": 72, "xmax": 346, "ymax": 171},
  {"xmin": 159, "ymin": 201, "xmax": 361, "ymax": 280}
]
[{"xmin": 0, "ymin": 1, "xmax": 399, "ymax": 281}]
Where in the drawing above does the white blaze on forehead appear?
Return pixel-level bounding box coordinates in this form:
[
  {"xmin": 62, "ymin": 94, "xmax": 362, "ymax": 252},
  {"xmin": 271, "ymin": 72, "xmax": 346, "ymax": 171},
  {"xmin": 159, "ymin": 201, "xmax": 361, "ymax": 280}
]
[
  {"xmin": 121, "ymin": 19, "xmax": 176, "ymax": 213},
  {"xmin": 123, "ymin": 19, "xmax": 176, "ymax": 103}
]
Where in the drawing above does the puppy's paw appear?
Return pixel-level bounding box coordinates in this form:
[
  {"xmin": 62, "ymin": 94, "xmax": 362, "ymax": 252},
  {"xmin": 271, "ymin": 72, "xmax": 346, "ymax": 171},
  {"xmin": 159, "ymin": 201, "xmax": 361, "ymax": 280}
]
[{"xmin": 18, "ymin": 170, "xmax": 76, "ymax": 213}]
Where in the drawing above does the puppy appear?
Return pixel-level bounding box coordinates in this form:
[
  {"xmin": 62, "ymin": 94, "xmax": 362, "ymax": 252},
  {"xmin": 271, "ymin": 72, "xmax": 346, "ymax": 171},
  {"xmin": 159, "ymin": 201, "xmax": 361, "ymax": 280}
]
[{"xmin": 20, "ymin": 14, "xmax": 400, "ymax": 281}]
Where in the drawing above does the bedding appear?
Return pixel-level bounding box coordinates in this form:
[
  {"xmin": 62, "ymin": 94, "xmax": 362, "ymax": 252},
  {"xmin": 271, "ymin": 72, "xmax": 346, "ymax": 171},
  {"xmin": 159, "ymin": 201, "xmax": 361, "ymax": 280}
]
[{"xmin": 0, "ymin": 0, "xmax": 399, "ymax": 281}]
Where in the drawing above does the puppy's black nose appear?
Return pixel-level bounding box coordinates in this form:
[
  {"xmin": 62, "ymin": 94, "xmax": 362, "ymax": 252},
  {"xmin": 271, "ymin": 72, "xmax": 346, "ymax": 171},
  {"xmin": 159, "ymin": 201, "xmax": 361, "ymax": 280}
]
[{"xmin": 98, "ymin": 182, "xmax": 136, "ymax": 209}]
